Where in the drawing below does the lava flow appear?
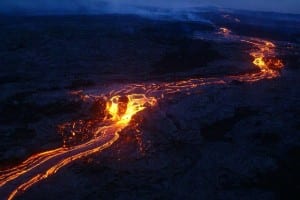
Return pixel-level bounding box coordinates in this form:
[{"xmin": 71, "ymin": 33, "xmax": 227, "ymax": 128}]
[
  {"xmin": 0, "ymin": 28, "xmax": 284, "ymax": 200},
  {"xmin": 0, "ymin": 94, "xmax": 156, "ymax": 200}
]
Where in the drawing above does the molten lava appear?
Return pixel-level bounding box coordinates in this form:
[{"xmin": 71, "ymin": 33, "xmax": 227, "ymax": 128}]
[
  {"xmin": 0, "ymin": 94, "xmax": 156, "ymax": 200},
  {"xmin": 232, "ymin": 39, "xmax": 284, "ymax": 82},
  {"xmin": 0, "ymin": 27, "xmax": 284, "ymax": 200},
  {"xmin": 107, "ymin": 94, "xmax": 156, "ymax": 124},
  {"xmin": 219, "ymin": 27, "xmax": 231, "ymax": 36}
]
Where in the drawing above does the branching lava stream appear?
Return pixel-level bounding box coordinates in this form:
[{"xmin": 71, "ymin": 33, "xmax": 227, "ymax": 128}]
[{"xmin": 0, "ymin": 28, "xmax": 284, "ymax": 200}]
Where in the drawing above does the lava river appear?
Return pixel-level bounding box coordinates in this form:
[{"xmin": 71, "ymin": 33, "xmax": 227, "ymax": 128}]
[{"xmin": 0, "ymin": 28, "xmax": 283, "ymax": 200}]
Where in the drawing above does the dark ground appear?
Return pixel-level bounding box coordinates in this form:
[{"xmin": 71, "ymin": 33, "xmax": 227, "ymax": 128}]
[{"xmin": 0, "ymin": 8, "xmax": 300, "ymax": 200}]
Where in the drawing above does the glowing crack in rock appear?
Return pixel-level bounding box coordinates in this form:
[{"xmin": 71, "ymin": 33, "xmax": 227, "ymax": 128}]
[{"xmin": 0, "ymin": 27, "xmax": 284, "ymax": 200}]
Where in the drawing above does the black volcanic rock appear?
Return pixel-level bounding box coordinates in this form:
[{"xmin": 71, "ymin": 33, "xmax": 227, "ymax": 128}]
[
  {"xmin": 201, "ymin": 106, "xmax": 257, "ymax": 142},
  {"xmin": 0, "ymin": 10, "xmax": 299, "ymax": 200},
  {"xmin": 153, "ymin": 39, "xmax": 221, "ymax": 74},
  {"xmin": 90, "ymin": 98, "xmax": 107, "ymax": 119}
]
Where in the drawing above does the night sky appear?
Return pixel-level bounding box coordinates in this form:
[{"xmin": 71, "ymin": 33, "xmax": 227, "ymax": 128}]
[{"xmin": 0, "ymin": 0, "xmax": 300, "ymax": 15}]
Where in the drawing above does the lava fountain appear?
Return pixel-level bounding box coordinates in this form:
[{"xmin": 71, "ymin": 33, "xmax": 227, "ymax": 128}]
[{"xmin": 0, "ymin": 27, "xmax": 284, "ymax": 200}]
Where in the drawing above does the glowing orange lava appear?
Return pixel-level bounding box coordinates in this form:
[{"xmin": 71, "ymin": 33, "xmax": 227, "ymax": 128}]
[
  {"xmin": 0, "ymin": 27, "xmax": 284, "ymax": 200},
  {"xmin": 219, "ymin": 27, "xmax": 231, "ymax": 36},
  {"xmin": 232, "ymin": 39, "xmax": 284, "ymax": 82},
  {"xmin": 0, "ymin": 94, "xmax": 156, "ymax": 200}
]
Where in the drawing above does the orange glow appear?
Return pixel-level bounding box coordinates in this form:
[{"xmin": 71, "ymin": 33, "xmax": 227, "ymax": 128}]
[
  {"xmin": 219, "ymin": 27, "xmax": 231, "ymax": 36},
  {"xmin": 0, "ymin": 94, "xmax": 157, "ymax": 200},
  {"xmin": 233, "ymin": 38, "xmax": 284, "ymax": 82},
  {"xmin": 0, "ymin": 27, "xmax": 284, "ymax": 200},
  {"xmin": 106, "ymin": 94, "xmax": 156, "ymax": 124}
]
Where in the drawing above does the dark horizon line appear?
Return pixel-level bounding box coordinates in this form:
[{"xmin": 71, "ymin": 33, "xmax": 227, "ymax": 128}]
[{"xmin": 0, "ymin": 5, "xmax": 300, "ymax": 17}]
